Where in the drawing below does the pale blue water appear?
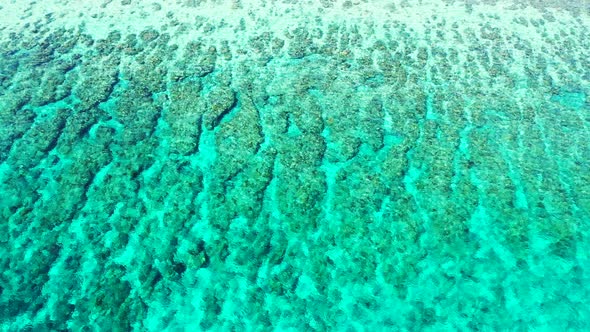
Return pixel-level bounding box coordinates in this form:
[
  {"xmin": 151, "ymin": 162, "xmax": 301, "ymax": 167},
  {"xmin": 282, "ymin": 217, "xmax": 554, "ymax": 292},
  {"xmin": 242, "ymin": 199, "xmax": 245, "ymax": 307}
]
[{"xmin": 0, "ymin": 0, "xmax": 589, "ymax": 330}]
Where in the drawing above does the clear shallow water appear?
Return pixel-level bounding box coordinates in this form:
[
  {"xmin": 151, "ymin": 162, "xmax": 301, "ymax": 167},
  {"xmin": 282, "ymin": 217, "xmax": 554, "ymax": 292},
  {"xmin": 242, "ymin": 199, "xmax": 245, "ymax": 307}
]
[{"xmin": 0, "ymin": 0, "xmax": 589, "ymax": 330}]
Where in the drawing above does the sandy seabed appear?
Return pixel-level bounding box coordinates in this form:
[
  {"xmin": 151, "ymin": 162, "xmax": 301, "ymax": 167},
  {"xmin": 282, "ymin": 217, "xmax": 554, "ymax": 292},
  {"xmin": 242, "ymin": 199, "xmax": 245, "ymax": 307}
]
[{"xmin": 1, "ymin": 0, "xmax": 589, "ymax": 330}]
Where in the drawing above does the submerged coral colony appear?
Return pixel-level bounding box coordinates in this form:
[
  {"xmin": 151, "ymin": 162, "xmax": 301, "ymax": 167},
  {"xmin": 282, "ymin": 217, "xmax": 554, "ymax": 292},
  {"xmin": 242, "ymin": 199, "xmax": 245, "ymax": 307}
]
[{"xmin": 0, "ymin": 0, "xmax": 589, "ymax": 330}]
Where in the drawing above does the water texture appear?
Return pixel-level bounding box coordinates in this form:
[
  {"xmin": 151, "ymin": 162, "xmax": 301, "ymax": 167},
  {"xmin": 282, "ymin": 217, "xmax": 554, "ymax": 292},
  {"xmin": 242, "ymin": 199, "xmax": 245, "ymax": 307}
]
[{"xmin": 0, "ymin": 0, "xmax": 589, "ymax": 330}]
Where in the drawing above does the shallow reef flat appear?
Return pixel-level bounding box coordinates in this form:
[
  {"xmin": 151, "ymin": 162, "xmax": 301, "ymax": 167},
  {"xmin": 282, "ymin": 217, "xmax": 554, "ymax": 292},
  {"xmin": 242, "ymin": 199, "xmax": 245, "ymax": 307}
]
[{"xmin": 0, "ymin": 0, "xmax": 589, "ymax": 330}]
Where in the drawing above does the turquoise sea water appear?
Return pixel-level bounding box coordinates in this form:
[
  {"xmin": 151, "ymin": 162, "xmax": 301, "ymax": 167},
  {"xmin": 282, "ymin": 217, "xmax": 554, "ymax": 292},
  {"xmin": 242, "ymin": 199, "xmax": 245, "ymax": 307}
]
[{"xmin": 1, "ymin": 0, "xmax": 590, "ymax": 330}]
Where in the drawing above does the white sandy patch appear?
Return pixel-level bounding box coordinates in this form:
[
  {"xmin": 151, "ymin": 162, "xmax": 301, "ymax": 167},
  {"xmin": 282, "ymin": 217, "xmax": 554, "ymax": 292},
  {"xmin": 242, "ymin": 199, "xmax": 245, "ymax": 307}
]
[{"xmin": 0, "ymin": 1, "xmax": 572, "ymax": 36}]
